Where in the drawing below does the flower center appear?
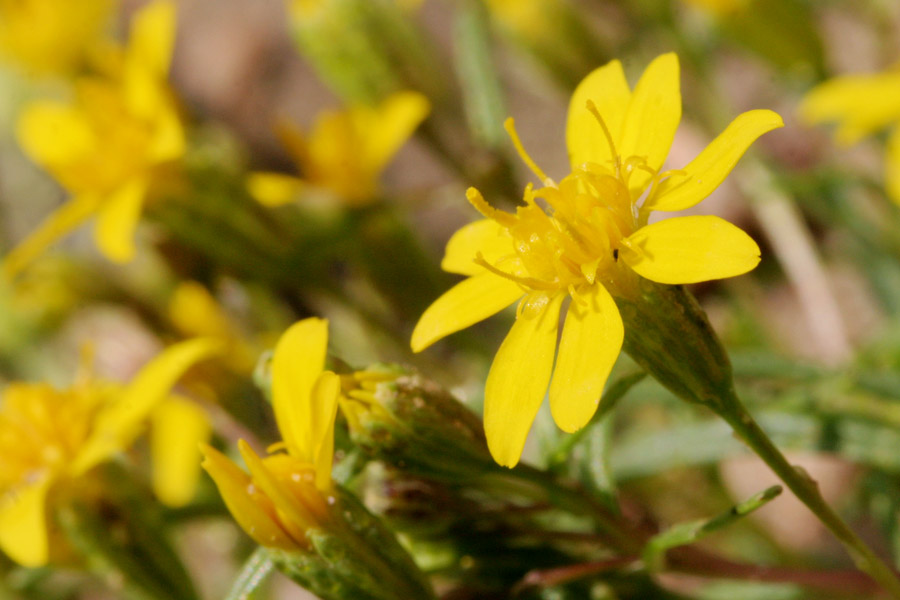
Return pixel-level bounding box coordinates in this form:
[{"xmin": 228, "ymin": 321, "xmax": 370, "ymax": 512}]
[{"xmin": 469, "ymin": 108, "xmax": 677, "ymax": 295}]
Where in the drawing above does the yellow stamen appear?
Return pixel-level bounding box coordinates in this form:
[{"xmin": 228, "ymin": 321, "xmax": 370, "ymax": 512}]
[
  {"xmin": 466, "ymin": 188, "xmax": 517, "ymax": 227},
  {"xmin": 504, "ymin": 117, "xmax": 552, "ymax": 185},
  {"xmin": 474, "ymin": 253, "xmax": 557, "ymax": 291}
]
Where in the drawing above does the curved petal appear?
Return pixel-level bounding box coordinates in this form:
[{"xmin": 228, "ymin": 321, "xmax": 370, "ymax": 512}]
[
  {"xmin": 0, "ymin": 475, "xmax": 52, "ymax": 567},
  {"xmin": 441, "ymin": 219, "xmax": 514, "ymax": 276},
  {"xmin": 411, "ymin": 272, "xmax": 522, "ymax": 352},
  {"xmin": 310, "ymin": 371, "xmax": 340, "ymax": 491},
  {"xmin": 246, "ymin": 172, "xmax": 305, "ymax": 207},
  {"xmin": 549, "ymin": 285, "xmax": 623, "ymax": 433},
  {"xmin": 151, "ymin": 397, "xmax": 211, "ymax": 507},
  {"xmin": 647, "ymin": 109, "xmax": 784, "ymax": 212},
  {"xmin": 2, "ymin": 195, "xmax": 100, "ymax": 278},
  {"xmin": 886, "ymin": 126, "xmax": 900, "ymax": 205},
  {"xmin": 618, "ymin": 53, "xmax": 681, "ymax": 194},
  {"xmin": 621, "ymin": 215, "xmax": 760, "ymax": 284},
  {"xmin": 484, "ymin": 293, "xmax": 563, "ymax": 468},
  {"xmin": 271, "ymin": 318, "xmax": 329, "ymax": 462},
  {"xmin": 363, "ymin": 91, "xmax": 430, "ymax": 174},
  {"xmin": 567, "ymin": 59, "xmax": 631, "ymax": 169},
  {"xmin": 798, "ymin": 73, "xmax": 900, "ymax": 145},
  {"xmin": 94, "ymin": 178, "xmax": 148, "ymax": 263},
  {"xmin": 200, "ymin": 444, "xmax": 298, "ymax": 550},
  {"xmin": 72, "ymin": 337, "xmax": 222, "ymax": 475}
]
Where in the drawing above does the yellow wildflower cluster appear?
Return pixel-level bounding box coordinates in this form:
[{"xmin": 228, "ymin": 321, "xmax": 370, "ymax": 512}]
[{"xmin": 0, "ymin": 338, "xmax": 218, "ymax": 567}]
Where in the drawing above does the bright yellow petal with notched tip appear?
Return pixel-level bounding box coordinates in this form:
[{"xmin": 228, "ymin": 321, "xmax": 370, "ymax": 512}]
[
  {"xmin": 72, "ymin": 337, "xmax": 222, "ymax": 476},
  {"xmin": 484, "ymin": 293, "xmax": 563, "ymax": 468},
  {"xmin": 246, "ymin": 172, "xmax": 305, "ymax": 206},
  {"xmin": 549, "ymin": 284, "xmax": 623, "ymax": 433},
  {"xmin": 271, "ymin": 318, "xmax": 329, "ymax": 463},
  {"xmin": 621, "ymin": 215, "xmax": 760, "ymax": 285},
  {"xmin": 441, "ymin": 219, "xmax": 514, "ymax": 276},
  {"xmin": 567, "ymin": 59, "xmax": 631, "ymax": 169},
  {"xmin": 94, "ymin": 178, "xmax": 148, "ymax": 263},
  {"xmin": 886, "ymin": 126, "xmax": 900, "ymax": 205},
  {"xmin": 362, "ymin": 91, "xmax": 430, "ymax": 175},
  {"xmin": 200, "ymin": 444, "xmax": 299, "ymax": 550},
  {"xmin": 17, "ymin": 102, "xmax": 95, "ymax": 169},
  {"xmin": 2, "ymin": 195, "xmax": 100, "ymax": 278},
  {"xmin": 151, "ymin": 397, "xmax": 211, "ymax": 507},
  {"xmin": 647, "ymin": 109, "xmax": 784, "ymax": 212},
  {"xmin": 0, "ymin": 475, "xmax": 52, "ymax": 567},
  {"xmin": 411, "ymin": 272, "xmax": 522, "ymax": 352},
  {"xmin": 618, "ymin": 53, "xmax": 681, "ymax": 193}
]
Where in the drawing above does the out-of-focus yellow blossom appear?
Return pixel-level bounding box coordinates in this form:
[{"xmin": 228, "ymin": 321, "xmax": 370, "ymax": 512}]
[
  {"xmin": 3, "ymin": 0, "xmax": 183, "ymax": 277},
  {"xmin": 0, "ymin": 0, "xmax": 113, "ymax": 76},
  {"xmin": 247, "ymin": 91, "xmax": 429, "ymax": 207},
  {"xmin": 412, "ymin": 53, "xmax": 782, "ymax": 467},
  {"xmin": 799, "ymin": 68, "xmax": 900, "ymax": 204},
  {"xmin": 201, "ymin": 318, "xmax": 340, "ymax": 550},
  {"xmin": 168, "ymin": 281, "xmax": 258, "ymax": 373},
  {"xmin": 0, "ymin": 338, "xmax": 220, "ymax": 567},
  {"xmin": 485, "ymin": 0, "xmax": 546, "ymax": 37}
]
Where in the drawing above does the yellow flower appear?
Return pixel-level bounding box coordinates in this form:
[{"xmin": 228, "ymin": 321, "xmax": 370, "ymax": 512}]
[
  {"xmin": 0, "ymin": 0, "xmax": 113, "ymax": 76},
  {"xmin": 799, "ymin": 68, "xmax": 900, "ymax": 204},
  {"xmin": 0, "ymin": 338, "xmax": 220, "ymax": 567},
  {"xmin": 3, "ymin": 0, "xmax": 184, "ymax": 277},
  {"xmin": 201, "ymin": 318, "xmax": 340, "ymax": 550},
  {"xmin": 412, "ymin": 53, "xmax": 782, "ymax": 467},
  {"xmin": 246, "ymin": 91, "xmax": 430, "ymax": 207}
]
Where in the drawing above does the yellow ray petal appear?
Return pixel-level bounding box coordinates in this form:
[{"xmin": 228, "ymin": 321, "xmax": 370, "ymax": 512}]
[
  {"xmin": 127, "ymin": 0, "xmax": 177, "ymax": 77},
  {"xmin": 94, "ymin": 178, "xmax": 148, "ymax": 263},
  {"xmin": 621, "ymin": 215, "xmax": 760, "ymax": 285},
  {"xmin": 411, "ymin": 272, "xmax": 522, "ymax": 352},
  {"xmin": 271, "ymin": 318, "xmax": 329, "ymax": 462},
  {"xmin": 151, "ymin": 397, "xmax": 211, "ymax": 507},
  {"xmin": 0, "ymin": 475, "xmax": 52, "ymax": 567},
  {"xmin": 549, "ymin": 284, "xmax": 623, "ymax": 433},
  {"xmin": 567, "ymin": 59, "xmax": 631, "ymax": 169},
  {"xmin": 310, "ymin": 371, "xmax": 340, "ymax": 491},
  {"xmin": 237, "ymin": 440, "xmax": 320, "ymax": 537},
  {"xmin": 246, "ymin": 172, "xmax": 305, "ymax": 207},
  {"xmin": 147, "ymin": 109, "xmax": 186, "ymax": 163},
  {"xmin": 200, "ymin": 444, "xmax": 298, "ymax": 550},
  {"xmin": 618, "ymin": 53, "xmax": 681, "ymax": 193},
  {"xmin": 16, "ymin": 101, "xmax": 96, "ymax": 169},
  {"xmin": 441, "ymin": 219, "xmax": 514, "ymax": 276},
  {"xmin": 647, "ymin": 109, "xmax": 784, "ymax": 212},
  {"xmin": 363, "ymin": 91, "xmax": 430, "ymax": 175},
  {"xmin": 2, "ymin": 195, "xmax": 100, "ymax": 278},
  {"xmin": 798, "ymin": 73, "xmax": 900, "ymax": 145},
  {"xmin": 887, "ymin": 126, "xmax": 900, "ymax": 205},
  {"xmin": 484, "ymin": 293, "xmax": 563, "ymax": 468},
  {"xmin": 72, "ymin": 337, "xmax": 221, "ymax": 476}
]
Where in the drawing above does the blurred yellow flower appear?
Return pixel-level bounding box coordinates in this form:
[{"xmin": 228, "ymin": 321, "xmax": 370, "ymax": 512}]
[
  {"xmin": 0, "ymin": 0, "xmax": 113, "ymax": 76},
  {"xmin": 201, "ymin": 318, "xmax": 340, "ymax": 550},
  {"xmin": 247, "ymin": 91, "xmax": 430, "ymax": 207},
  {"xmin": 799, "ymin": 69, "xmax": 900, "ymax": 204},
  {"xmin": 3, "ymin": 0, "xmax": 183, "ymax": 277},
  {"xmin": 412, "ymin": 53, "xmax": 781, "ymax": 467},
  {"xmin": 0, "ymin": 338, "xmax": 219, "ymax": 567}
]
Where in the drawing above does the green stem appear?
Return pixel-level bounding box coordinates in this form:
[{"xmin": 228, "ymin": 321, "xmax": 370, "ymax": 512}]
[{"xmin": 719, "ymin": 399, "xmax": 900, "ymax": 598}]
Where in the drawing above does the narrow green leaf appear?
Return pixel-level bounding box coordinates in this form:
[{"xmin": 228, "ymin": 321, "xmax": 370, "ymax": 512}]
[{"xmin": 643, "ymin": 486, "xmax": 783, "ymax": 573}]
